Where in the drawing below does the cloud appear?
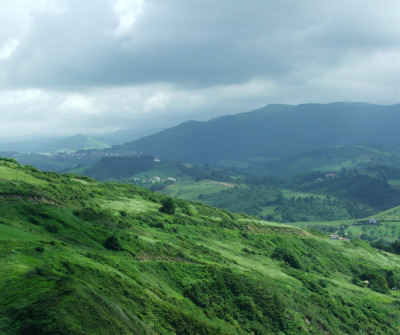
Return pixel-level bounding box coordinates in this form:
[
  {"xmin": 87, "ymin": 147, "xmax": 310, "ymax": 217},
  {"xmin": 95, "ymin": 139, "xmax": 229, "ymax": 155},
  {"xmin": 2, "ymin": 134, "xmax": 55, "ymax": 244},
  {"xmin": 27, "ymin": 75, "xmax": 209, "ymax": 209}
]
[
  {"xmin": 112, "ymin": 0, "xmax": 144, "ymax": 36},
  {"xmin": 0, "ymin": 40, "xmax": 19, "ymax": 60},
  {"xmin": 0, "ymin": 0, "xmax": 400, "ymax": 139},
  {"xmin": 2, "ymin": 0, "xmax": 399, "ymax": 89}
]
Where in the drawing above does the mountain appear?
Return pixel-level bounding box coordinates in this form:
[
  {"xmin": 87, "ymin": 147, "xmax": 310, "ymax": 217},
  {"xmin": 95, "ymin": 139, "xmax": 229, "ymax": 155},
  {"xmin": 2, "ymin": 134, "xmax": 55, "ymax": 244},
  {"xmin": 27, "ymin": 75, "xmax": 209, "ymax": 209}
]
[
  {"xmin": 95, "ymin": 127, "xmax": 163, "ymax": 145},
  {"xmin": 0, "ymin": 134, "xmax": 111, "ymax": 154},
  {"xmin": 43, "ymin": 134, "xmax": 111, "ymax": 153},
  {"xmin": 0, "ymin": 137, "xmax": 59, "ymax": 154},
  {"xmin": 114, "ymin": 103, "xmax": 400, "ymax": 172},
  {"xmin": 2, "ymin": 157, "xmax": 400, "ymax": 334}
]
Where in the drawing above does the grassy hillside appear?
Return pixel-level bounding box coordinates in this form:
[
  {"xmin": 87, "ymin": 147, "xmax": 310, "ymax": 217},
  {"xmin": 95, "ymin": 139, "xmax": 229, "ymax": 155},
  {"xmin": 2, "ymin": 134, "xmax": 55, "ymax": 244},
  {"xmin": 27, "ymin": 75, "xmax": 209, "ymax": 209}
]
[
  {"xmin": 162, "ymin": 180, "xmax": 234, "ymax": 200},
  {"xmin": 1, "ymin": 158, "xmax": 400, "ymax": 334}
]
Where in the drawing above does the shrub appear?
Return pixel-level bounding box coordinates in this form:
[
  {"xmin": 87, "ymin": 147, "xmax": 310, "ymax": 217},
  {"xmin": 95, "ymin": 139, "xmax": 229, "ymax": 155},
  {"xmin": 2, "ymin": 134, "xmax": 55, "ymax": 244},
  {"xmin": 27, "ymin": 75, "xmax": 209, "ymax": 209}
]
[
  {"xmin": 159, "ymin": 198, "xmax": 176, "ymax": 214},
  {"xmin": 103, "ymin": 235, "xmax": 123, "ymax": 251},
  {"xmin": 35, "ymin": 246, "xmax": 45, "ymax": 253},
  {"xmin": 271, "ymin": 246, "xmax": 303, "ymax": 269},
  {"xmin": 45, "ymin": 222, "xmax": 60, "ymax": 233}
]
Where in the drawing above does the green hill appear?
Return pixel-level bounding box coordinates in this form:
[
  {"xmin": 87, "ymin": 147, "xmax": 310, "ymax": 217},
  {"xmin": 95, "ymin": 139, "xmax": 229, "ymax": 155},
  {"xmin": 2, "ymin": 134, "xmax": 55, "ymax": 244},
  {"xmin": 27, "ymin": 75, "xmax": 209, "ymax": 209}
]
[
  {"xmin": 113, "ymin": 103, "xmax": 400, "ymax": 174},
  {"xmin": 159, "ymin": 166, "xmax": 400, "ymax": 223},
  {"xmin": 1, "ymin": 158, "xmax": 400, "ymax": 334},
  {"xmin": 41, "ymin": 134, "xmax": 111, "ymax": 154},
  {"xmin": 258, "ymin": 143, "xmax": 400, "ymax": 177},
  {"xmin": 0, "ymin": 152, "xmax": 73, "ymax": 172},
  {"xmin": 0, "ymin": 135, "xmax": 113, "ymax": 172}
]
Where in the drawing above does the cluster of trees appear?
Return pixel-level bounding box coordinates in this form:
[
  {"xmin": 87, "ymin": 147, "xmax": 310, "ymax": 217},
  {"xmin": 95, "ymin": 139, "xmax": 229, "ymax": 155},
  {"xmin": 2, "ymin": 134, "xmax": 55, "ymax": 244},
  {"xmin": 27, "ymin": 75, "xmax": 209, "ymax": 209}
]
[
  {"xmin": 371, "ymin": 239, "xmax": 400, "ymax": 255},
  {"xmin": 290, "ymin": 169, "xmax": 400, "ymax": 210},
  {"xmin": 272, "ymin": 196, "xmax": 359, "ymax": 222},
  {"xmin": 199, "ymin": 185, "xmax": 280, "ymax": 216},
  {"xmin": 199, "ymin": 184, "xmax": 375, "ymax": 222}
]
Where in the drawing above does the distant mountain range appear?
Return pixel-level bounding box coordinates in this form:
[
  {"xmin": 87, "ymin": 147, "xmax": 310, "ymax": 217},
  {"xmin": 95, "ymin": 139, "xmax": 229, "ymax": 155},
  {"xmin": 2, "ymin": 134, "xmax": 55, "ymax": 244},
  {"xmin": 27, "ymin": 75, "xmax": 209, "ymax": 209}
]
[
  {"xmin": 95, "ymin": 127, "xmax": 163, "ymax": 145},
  {"xmin": 0, "ymin": 127, "xmax": 162, "ymax": 155},
  {"xmin": 2, "ymin": 102, "xmax": 400, "ymax": 176},
  {"xmin": 0, "ymin": 134, "xmax": 111, "ymax": 154},
  {"xmin": 110, "ymin": 102, "xmax": 400, "ymax": 175}
]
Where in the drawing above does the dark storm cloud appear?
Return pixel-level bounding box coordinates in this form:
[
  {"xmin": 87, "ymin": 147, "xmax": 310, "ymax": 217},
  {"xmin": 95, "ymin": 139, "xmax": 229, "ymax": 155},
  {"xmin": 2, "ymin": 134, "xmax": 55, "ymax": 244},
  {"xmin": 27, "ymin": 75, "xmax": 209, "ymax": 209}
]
[{"xmin": 3, "ymin": 0, "xmax": 398, "ymax": 89}]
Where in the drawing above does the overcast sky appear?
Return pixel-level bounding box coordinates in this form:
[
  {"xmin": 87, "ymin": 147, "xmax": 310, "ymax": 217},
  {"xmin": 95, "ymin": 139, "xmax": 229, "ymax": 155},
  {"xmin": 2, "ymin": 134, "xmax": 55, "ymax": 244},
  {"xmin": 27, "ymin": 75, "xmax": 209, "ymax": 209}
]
[{"xmin": 1, "ymin": 0, "xmax": 400, "ymax": 140}]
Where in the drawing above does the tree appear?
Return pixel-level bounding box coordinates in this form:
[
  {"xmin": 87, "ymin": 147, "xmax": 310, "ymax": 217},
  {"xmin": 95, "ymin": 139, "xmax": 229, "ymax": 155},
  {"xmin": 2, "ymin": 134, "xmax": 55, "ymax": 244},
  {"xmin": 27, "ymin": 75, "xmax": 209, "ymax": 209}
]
[{"xmin": 159, "ymin": 198, "xmax": 176, "ymax": 214}]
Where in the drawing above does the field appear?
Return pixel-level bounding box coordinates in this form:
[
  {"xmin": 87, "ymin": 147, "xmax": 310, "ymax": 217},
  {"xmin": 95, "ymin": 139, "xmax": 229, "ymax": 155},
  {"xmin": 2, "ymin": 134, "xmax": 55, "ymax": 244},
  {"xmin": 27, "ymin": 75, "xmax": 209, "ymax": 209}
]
[
  {"xmin": 280, "ymin": 189, "xmax": 327, "ymax": 199},
  {"xmin": 388, "ymin": 179, "xmax": 400, "ymax": 189},
  {"xmin": 0, "ymin": 224, "xmax": 39, "ymax": 241},
  {"xmin": 162, "ymin": 179, "xmax": 233, "ymax": 200},
  {"xmin": 292, "ymin": 214, "xmax": 400, "ymax": 242}
]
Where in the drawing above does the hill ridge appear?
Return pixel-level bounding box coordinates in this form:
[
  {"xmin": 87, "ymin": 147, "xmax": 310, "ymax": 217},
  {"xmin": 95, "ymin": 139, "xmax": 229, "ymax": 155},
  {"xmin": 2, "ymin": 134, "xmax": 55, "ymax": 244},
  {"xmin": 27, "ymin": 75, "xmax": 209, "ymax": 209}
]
[{"xmin": 113, "ymin": 102, "xmax": 400, "ymax": 171}]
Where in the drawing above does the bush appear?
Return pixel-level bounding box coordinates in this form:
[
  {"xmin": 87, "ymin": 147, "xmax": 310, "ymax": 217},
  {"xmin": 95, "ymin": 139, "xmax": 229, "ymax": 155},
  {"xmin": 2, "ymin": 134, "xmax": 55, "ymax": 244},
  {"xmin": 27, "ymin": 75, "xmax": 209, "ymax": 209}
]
[
  {"xmin": 271, "ymin": 246, "xmax": 303, "ymax": 269},
  {"xmin": 103, "ymin": 235, "xmax": 122, "ymax": 251},
  {"xmin": 359, "ymin": 271, "xmax": 391, "ymax": 294},
  {"xmin": 159, "ymin": 198, "xmax": 176, "ymax": 214},
  {"xmin": 45, "ymin": 222, "xmax": 60, "ymax": 233},
  {"xmin": 35, "ymin": 246, "xmax": 45, "ymax": 253}
]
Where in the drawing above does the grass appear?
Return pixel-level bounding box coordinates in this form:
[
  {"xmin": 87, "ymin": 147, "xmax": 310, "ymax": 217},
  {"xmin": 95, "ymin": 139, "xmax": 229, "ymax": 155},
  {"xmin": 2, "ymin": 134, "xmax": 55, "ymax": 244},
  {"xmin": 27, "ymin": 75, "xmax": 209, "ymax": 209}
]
[
  {"xmin": 345, "ymin": 222, "xmax": 400, "ymax": 241},
  {"xmin": 292, "ymin": 219, "xmax": 358, "ymax": 228},
  {"xmin": 1, "ymin": 160, "xmax": 400, "ymax": 334},
  {"xmin": 376, "ymin": 205, "xmax": 400, "ymax": 221},
  {"xmin": 388, "ymin": 179, "xmax": 400, "ymax": 188},
  {"xmin": 102, "ymin": 197, "xmax": 159, "ymax": 214},
  {"xmin": 281, "ymin": 189, "xmax": 327, "ymax": 199},
  {"xmin": 0, "ymin": 224, "xmax": 39, "ymax": 241},
  {"xmin": 162, "ymin": 180, "xmax": 232, "ymax": 200},
  {"xmin": 0, "ymin": 166, "xmax": 46, "ymax": 186}
]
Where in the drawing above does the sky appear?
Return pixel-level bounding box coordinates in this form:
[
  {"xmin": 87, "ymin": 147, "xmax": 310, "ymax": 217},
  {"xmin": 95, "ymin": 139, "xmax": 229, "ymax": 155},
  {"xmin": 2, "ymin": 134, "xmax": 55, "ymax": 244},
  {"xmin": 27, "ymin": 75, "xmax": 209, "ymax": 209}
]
[{"xmin": 1, "ymin": 0, "xmax": 400, "ymax": 140}]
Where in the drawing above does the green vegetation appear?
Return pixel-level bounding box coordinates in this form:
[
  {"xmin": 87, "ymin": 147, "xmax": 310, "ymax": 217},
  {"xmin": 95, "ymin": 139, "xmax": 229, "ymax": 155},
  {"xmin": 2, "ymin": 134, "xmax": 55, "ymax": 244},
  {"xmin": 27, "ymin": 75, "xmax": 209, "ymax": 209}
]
[
  {"xmin": 159, "ymin": 198, "xmax": 176, "ymax": 214},
  {"xmin": 177, "ymin": 166, "xmax": 400, "ymax": 223},
  {"xmin": 77, "ymin": 162, "xmax": 400, "ymax": 229},
  {"xmin": 260, "ymin": 143, "xmax": 400, "ymax": 177},
  {"xmin": 1, "ymin": 158, "xmax": 400, "ymax": 334},
  {"xmin": 163, "ymin": 179, "xmax": 233, "ymax": 200}
]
